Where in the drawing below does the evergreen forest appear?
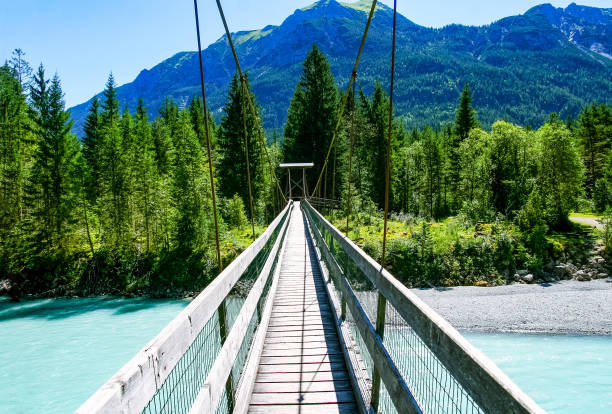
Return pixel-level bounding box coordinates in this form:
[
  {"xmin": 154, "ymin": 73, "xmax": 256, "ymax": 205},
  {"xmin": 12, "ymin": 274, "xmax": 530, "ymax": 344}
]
[{"xmin": 1, "ymin": 46, "xmax": 611, "ymax": 299}]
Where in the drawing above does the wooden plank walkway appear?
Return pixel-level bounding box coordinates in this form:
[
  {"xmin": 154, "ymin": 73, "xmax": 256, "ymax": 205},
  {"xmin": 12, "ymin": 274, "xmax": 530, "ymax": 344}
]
[{"xmin": 248, "ymin": 203, "xmax": 358, "ymax": 414}]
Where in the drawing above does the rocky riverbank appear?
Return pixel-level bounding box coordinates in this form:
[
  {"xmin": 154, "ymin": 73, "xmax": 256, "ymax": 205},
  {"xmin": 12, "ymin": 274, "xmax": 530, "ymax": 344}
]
[{"xmin": 413, "ymin": 279, "xmax": 612, "ymax": 335}]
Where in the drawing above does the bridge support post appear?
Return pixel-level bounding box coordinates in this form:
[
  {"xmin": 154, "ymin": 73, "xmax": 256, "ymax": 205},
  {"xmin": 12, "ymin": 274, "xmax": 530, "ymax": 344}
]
[
  {"xmin": 371, "ymin": 293, "xmax": 388, "ymax": 411},
  {"xmin": 218, "ymin": 300, "xmax": 235, "ymax": 412}
]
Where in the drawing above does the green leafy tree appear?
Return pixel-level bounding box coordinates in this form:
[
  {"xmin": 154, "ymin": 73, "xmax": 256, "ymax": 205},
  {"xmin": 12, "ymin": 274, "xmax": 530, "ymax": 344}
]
[
  {"xmin": 536, "ymin": 120, "xmax": 584, "ymax": 228},
  {"xmin": 488, "ymin": 121, "xmax": 536, "ymax": 215}
]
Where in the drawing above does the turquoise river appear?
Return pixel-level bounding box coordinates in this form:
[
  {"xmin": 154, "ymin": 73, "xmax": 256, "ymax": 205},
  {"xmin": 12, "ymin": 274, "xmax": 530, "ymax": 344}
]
[{"xmin": 0, "ymin": 297, "xmax": 610, "ymax": 413}]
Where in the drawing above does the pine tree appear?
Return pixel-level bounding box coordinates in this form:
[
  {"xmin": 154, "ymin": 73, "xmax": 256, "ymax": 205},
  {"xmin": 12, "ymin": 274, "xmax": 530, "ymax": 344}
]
[
  {"xmin": 454, "ymin": 83, "xmax": 479, "ymax": 141},
  {"xmin": 359, "ymin": 81, "xmax": 394, "ymax": 209},
  {"xmin": 578, "ymin": 103, "xmax": 611, "ymax": 197},
  {"xmin": 0, "ymin": 63, "xmax": 32, "ymax": 261},
  {"xmin": 422, "ymin": 127, "xmax": 442, "ymax": 218},
  {"xmin": 189, "ymin": 96, "xmax": 217, "ymax": 150},
  {"xmin": 101, "ymin": 73, "xmax": 120, "ymax": 128},
  {"xmin": 98, "ymin": 77, "xmax": 130, "ymax": 249},
  {"xmin": 9, "ymin": 48, "xmax": 33, "ymax": 89},
  {"xmin": 283, "ymin": 45, "xmax": 338, "ymax": 195},
  {"xmin": 133, "ymin": 99, "xmax": 158, "ymax": 252},
  {"xmin": 218, "ymin": 73, "xmax": 263, "ymax": 214},
  {"xmin": 173, "ymin": 110, "xmax": 209, "ymax": 251},
  {"xmin": 450, "ymin": 83, "xmax": 480, "ymax": 209},
  {"xmin": 29, "ymin": 70, "xmax": 80, "ymax": 250},
  {"xmin": 82, "ymin": 97, "xmax": 101, "ymax": 203}
]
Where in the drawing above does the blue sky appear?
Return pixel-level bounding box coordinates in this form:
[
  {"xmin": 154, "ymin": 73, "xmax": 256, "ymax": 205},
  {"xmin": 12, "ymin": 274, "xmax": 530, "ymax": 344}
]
[{"xmin": 1, "ymin": 0, "xmax": 610, "ymax": 107}]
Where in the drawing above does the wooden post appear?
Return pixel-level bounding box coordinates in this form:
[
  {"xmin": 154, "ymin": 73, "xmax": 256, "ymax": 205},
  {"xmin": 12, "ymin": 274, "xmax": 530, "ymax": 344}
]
[
  {"xmin": 218, "ymin": 300, "xmax": 235, "ymax": 411},
  {"xmin": 371, "ymin": 294, "xmax": 387, "ymax": 411},
  {"xmin": 303, "ymin": 168, "xmax": 307, "ymax": 199}
]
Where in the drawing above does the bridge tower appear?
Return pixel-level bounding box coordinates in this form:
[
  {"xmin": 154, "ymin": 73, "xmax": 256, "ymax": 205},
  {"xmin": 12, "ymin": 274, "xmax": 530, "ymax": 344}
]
[{"xmin": 279, "ymin": 163, "xmax": 313, "ymax": 200}]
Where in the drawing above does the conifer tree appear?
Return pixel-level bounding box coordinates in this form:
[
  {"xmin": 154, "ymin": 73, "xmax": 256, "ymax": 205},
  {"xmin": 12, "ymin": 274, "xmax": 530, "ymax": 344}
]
[
  {"xmin": 359, "ymin": 81, "xmax": 394, "ymax": 208},
  {"xmin": 101, "ymin": 73, "xmax": 120, "ymax": 128},
  {"xmin": 454, "ymin": 83, "xmax": 479, "ymax": 141},
  {"xmin": 29, "ymin": 70, "xmax": 80, "ymax": 250},
  {"xmin": 9, "ymin": 49, "xmax": 33, "ymax": 89},
  {"xmin": 82, "ymin": 97, "xmax": 101, "ymax": 203},
  {"xmin": 0, "ymin": 64, "xmax": 31, "ymax": 234},
  {"xmin": 133, "ymin": 99, "xmax": 158, "ymax": 252},
  {"xmin": 450, "ymin": 83, "xmax": 480, "ymax": 209},
  {"xmin": 283, "ymin": 45, "xmax": 338, "ymax": 194},
  {"xmin": 98, "ymin": 77, "xmax": 130, "ymax": 249},
  {"xmin": 578, "ymin": 103, "xmax": 612, "ymax": 196},
  {"xmin": 189, "ymin": 96, "xmax": 217, "ymax": 150},
  {"xmin": 218, "ymin": 73, "xmax": 263, "ymax": 213},
  {"xmin": 151, "ymin": 117, "xmax": 175, "ymax": 176},
  {"xmin": 173, "ymin": 110, "xmax": 209, "ymax": 251}
]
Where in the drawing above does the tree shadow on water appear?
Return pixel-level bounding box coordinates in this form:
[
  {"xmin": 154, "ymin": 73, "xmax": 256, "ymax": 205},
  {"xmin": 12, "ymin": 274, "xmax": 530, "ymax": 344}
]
[{"xmin": 0, "ymin": 297, "xmax": 185, "ymax": 322}]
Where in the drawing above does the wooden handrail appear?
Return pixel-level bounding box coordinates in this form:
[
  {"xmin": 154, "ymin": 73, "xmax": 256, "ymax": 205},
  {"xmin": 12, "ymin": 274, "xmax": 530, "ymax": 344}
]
[
  {"xmin": 302, "ymin": 200, "xmax": 545, "ymax": 414},
  {"xmin": 76, "ymin": 202, "xmax": 293, "ymax": 414}
]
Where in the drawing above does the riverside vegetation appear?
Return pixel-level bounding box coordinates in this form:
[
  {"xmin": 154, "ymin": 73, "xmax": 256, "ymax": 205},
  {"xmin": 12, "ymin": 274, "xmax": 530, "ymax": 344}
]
[{"xmin": 1, "ymin": 46, "xmax": 611, "ymax": 299}]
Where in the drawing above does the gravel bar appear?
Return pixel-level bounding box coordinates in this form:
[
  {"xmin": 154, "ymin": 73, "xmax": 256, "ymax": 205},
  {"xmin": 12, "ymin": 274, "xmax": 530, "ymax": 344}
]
[{"xmin": 411, "ymin": 279, "xmax": 612, "ymax": 335}]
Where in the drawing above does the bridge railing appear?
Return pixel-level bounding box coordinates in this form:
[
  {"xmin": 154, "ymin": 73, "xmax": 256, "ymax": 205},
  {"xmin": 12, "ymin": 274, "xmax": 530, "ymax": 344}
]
[
  {"xmin": 302, "ymin": 200, "xmax": 544, "ymax": 414},
  {"xmin": 77, "ymin": 201, "xmax": 294, "ymax": 414}
]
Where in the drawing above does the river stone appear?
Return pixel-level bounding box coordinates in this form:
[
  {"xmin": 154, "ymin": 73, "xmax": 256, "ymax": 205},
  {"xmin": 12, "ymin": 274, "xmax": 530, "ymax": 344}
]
[{"xmin": 521, "ymin": 274, "xmax": 534, "ymax": 283}]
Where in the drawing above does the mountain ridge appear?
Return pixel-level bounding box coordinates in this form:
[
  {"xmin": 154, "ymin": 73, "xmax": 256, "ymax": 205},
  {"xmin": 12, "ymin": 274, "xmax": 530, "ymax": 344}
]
[{"xmin": 68, "ymin": 1, "xmax": 612, "ymax": 137}]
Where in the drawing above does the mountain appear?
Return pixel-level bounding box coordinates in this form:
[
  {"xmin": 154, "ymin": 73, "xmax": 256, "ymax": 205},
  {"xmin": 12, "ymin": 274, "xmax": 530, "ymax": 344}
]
[{"xmin": 68, "ymin": 1, "xmax": 612, "ymax": 137}]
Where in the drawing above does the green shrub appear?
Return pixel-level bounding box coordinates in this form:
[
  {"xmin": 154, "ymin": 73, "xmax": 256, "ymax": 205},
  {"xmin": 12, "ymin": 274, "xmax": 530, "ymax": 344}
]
[{"xmin": 222, "ymin": 194, "xmax": 249, "ymax": 228}]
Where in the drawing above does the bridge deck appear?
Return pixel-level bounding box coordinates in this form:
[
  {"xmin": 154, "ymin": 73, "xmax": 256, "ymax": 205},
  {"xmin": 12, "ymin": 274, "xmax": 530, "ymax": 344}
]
[{"xmin": 248, "ymin": 203, "xmax": 358, "ymax": 413}]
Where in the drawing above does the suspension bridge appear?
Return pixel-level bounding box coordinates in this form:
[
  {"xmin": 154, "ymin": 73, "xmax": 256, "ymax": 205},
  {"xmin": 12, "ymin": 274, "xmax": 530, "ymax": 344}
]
[
  {"xmin": 76, "ymin": 200, "xmax": 543, "ymax": 414},
  {"xmin": 77, "ymin": 1, "xmax": 545, "ymax": 413}
]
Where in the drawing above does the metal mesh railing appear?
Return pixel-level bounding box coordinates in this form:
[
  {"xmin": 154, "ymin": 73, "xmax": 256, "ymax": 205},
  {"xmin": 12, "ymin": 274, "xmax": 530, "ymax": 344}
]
[
  {"xmin": 142, "ymin": 308, "xmax": 222, "ymax": 414},
  {"xmin": 303, "ymin": 200, "xmax": 501, "ymax": 414},
  {"xmin": 140, "ymin": 207, "xmax": 289, "ymax": 414},
  {"xmin": 383, "ymin": 301, "xmax": 483, "ymax": 414}
]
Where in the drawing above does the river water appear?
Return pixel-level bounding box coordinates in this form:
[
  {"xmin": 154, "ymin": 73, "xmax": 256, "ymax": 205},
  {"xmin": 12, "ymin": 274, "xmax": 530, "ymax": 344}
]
[{"xmin": 0, "ymin": 297, "xmax": 610, "ymax": 413}]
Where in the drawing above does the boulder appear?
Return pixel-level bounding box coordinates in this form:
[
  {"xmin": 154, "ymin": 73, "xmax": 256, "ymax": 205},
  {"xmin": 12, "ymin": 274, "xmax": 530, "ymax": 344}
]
[
  {"xmin": 554, "ymin": 265, "xmax": 570, "ymax": 280},
  {"xmin": 517, "ymin": 269, "xmax": 529, "ymax": 276},
  {"xmin": 575, "ymin": 269, "xmax": 591, "ymax": 281},
  {"xmin": 521, "ymin": 274, "xmax": 534, "ymax": 283}
]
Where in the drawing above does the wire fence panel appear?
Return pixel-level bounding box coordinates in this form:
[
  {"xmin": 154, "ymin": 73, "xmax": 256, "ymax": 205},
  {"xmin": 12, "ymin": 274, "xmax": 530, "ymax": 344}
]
[
  {"xmin": 302, "ymin": 200, "xmax": 542, "ymax": 414},
  {"xmin": 141, "ymin": 211, "xmax": 289, "ymax": 414}
]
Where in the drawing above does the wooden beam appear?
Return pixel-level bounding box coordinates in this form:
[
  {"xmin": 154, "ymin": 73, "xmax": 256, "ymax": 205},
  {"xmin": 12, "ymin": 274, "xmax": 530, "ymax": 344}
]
[
  {"xmin": 302, "ymin": 201, "xmax": 546, "ymax": 414},
  {"xmin": 76, "ymin": 203, "xmax": 293, "ymax": 414},
  {"xmin": 189, "ymin": 203, "xmax": 293, "ymax": 414}
]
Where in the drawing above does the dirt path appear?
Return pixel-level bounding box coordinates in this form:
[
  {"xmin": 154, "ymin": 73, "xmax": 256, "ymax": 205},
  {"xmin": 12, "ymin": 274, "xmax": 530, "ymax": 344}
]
[{"xmin": 569, "ymin": 215, "xmax": 603, "ymax": 229}]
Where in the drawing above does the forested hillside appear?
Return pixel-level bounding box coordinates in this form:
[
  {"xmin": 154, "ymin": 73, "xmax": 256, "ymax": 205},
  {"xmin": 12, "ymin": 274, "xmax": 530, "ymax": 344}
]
[
  {"xmin": 0, "ymin": 51, "xmax": 282, "ymax": 300},
  {"xmin": 2, "ymin": 4, "xmax": 612, "ymax": 300},
  {"xmin": 68, "ymin": 0, "xmax": 612, "ymax": 136}
]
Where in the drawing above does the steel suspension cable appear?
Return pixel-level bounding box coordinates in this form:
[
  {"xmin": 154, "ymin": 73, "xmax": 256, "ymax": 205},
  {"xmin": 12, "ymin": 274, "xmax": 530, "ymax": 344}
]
[
  {"xmin": 215, "ymin": 0, "xmax": 287, "ymax": 204},
  {"xmin": 193, "ymin": 0, "xmax": 221, "ymax": 271},
  {"xmin": 241, "ymin": 79, "xmax": 256, "ymax": 239},
  {"xmin": 346, "ymin": 79, "xmax": 356, "ymax": 233},
  {"xmin": 372, "ymin": 0, "xmax": 398, "ymax": 410},
  {"xmin": 311, "ymin": 0, "xmax": 378, "ymax": 199}
]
